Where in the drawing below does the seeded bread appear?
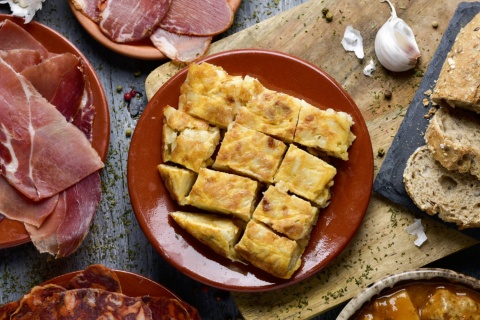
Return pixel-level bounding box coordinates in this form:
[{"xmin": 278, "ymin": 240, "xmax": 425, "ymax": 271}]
[
  {"xmin": 425, "ymin": 106, "xmax": 480, "ymax": 179},
  {"xmin": 431, "ymin": 13, "xmax": 480, "ymax": 113},
  {"xmin": 403, "ymin": 146, "xmax": 480, "ymax": 229}
]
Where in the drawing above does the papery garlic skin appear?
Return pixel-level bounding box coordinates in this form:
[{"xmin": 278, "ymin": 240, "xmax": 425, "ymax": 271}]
[
  {"xmin": 0, "ymin": 0, "xmax": 45, "ymax": 23},
  {"xmin": 342, "ymin": 25, "xmax": 365, "ymax": 59},
  {"xmin": 375, "ymin": 0, "xmax": 421, "ymax": 72}
]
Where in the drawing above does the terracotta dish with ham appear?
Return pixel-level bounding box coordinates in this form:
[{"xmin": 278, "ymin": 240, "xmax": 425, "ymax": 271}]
[
  {"xmin": 0, "ymin": 17, "xmax": 108, "ymax": 257},
  {"xmin": 69, "ymin": 0, "xmax": 242, "ymax": 62}
]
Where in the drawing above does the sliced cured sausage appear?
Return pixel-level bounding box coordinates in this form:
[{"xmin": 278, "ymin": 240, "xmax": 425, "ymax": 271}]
[
  {"xmin": 159, "ymin": 0, "xmax": 234, "ymax": 36},
  {"xmin": 0, "ymin": 59, "xmax": 104, "ymax": 201},
  {"xmin": 10, "ymin": 284, "xmax": 66, "ymax": 320},
  {"xmin": 0, "ymin": 301, "xmax": 19, "ymax": 320},
  {"xmin": 66, "ymin": 264, "xmax": 122, "ymax": 293},
  {"xmin": 99, "ymin": 0, "xmax": 172, "ymax": 43},
  {"xmin": 150, "ymin": 28, "xmax": 211, "ymax": 62},
  {"xmin": 142, "ymin": 296, "xmax": 193, "ymax": 320}
]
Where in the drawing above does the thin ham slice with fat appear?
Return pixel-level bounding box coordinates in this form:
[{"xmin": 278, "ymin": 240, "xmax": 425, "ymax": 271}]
[
  {"xmin": 70, "ymin": 0, "xmax": 101, "ymax": 22},
  {"xmin": 0, "ymin": 49, "xmax": 42, "ymax": 72},
  {"xmin": 99, "ymin": 0, "xmax": 172, "ymax": 43},
  {"xmin": 150, "ymin": 28, "xmax": 211, "ymax": 62},
  {"xmin": 159, "ymin": 0, "xmax": 234, "ymax": 36},
  {"xmin": 0, "ymin": 59, "xmax": 103, "ymax": 201},
  {"xmin": 0, "ymin": 20, "xmax": 48, "ymax": 60}
]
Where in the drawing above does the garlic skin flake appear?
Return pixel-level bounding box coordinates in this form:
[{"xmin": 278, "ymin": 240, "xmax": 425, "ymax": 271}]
[
  {"xmin": 363, "ymin": 58, "xmax": 376, "ymax": 77},
  {"xmin": 0, "ymin": 0, "xmax": 45, "ymax": 23},
  {"xmin": 375, "ymin": 0, "xmax": 421, "ymax": 72},
  {"xmin": 342, "ymin": 25, "xmax": 364, "ymax": 59}
]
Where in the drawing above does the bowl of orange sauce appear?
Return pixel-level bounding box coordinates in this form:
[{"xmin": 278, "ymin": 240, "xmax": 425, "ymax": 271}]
[{"xmin": 337, "ymin": 268, "xmax": 480, "ymax": 319}]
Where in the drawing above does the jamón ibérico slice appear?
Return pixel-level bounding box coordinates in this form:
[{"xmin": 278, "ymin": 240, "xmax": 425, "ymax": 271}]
[
  {"xmin": 99, "ymin": 0, "xmax": 172, "ymax": 43},
  {"xmin": 159, "ymin": 0, "xmax": 234, "ymax": 36},
  {"xmin": 150, "ymin": 28, "xmax": 211, "ymax": 62},
  {"xmin": 25, "ymin": 172, "xmax": 101, "ymax": 258},
  {"xmin": 0, "ymin": 20, "xmax": 48, "ymax": 60},
  {"xmin": 0, "ymin": 176, "xmax": 58, "ymax": 228},
  {"xmin": 71, "ymin": 0, "xmax": 101, "ymax": 22},
  {"xmin": 0, "ymin": 49, "xmax": 42, "ymax": 72},
  {"xmin": 21, "ymin": 53, "xmax": 86, "ymax": 123},
  {"xmin": 0, "ymin": 59, "xmax": 103, "ymax": 201}
]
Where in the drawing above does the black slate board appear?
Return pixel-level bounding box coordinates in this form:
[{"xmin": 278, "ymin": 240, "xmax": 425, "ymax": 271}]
[{"xmin": 373, "ymin": 2, "xmax": 480, "ymax": 239}]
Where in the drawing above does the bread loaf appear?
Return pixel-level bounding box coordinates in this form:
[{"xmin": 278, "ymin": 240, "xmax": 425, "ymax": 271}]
[
  {"xmin": 431, "ymin": 13, "xmax": 480, "ymax": 113},
  {"xmin": 403, "ymin": 146, "xmax": 480, "ymax": 229},
  {"xmin": 425, "ymin": 106, "xmax": 480, "ymax": 179}
]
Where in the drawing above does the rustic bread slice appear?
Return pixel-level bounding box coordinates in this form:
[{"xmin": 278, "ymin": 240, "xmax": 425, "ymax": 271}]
[
  {"xmin": 431, "ymin": 13, "xmax": 480, "ymax": 113},
  {"xmin": 425, "ymin": 106, "xmax": 480, "ymax": 179},
  {"xmin": 403, "ymin": 146, "xmax": 480, "ymax": 229}
]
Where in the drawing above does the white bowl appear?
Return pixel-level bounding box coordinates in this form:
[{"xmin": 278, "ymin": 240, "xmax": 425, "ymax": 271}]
[{"xmin": 336, "ymin": 268, "xmax": 480, "ymax": 319}]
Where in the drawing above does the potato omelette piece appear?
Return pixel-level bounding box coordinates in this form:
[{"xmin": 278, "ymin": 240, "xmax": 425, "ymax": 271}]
[
  {"xmin": 170, "ymin": 211, "xmax": 244, "ymax": 262},
  {"xmin": 294, "ymin": 103, "xmax": 356, "ymax": 160},
  {"xmin": 235, "ymin": 220, "xmax": 304, "ymax": 279},
  {"xmin": 157, "ymin": 164, "xmax": 197, "ymax": 206},
  {"xmin": 235, "ymin": 89, "xmax": 303, "ymax": 143},
  {"xmin": 178, "ymin": 62, "xmax": 264, "ymax": 128},
  {"xmin": 186, "ymin": 168, "xmax": 259, "ymax": 221},
  {"xmin": 253, "ymin": 185, "xmax": 319, "ymax": 240},
  {"xmin": 274, "ymin": 144, "xmax": 337, "ymax": 207},
  {"xmin": 213, "ymin": 123, "xmax": 287, "ymax": 183},
  {"xmin": 162, "ymin": 106, "xmax": 220, "ymax": 172}
]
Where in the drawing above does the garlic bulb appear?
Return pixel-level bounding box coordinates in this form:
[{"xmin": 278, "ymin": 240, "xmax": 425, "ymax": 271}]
[{"xmin": 375, "ymin": 0, "xmax": 421, "ymax": 72}]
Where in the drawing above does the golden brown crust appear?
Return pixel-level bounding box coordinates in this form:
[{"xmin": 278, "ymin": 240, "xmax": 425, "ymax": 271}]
[
  {"xmin": 212, "ymin": 123, "xmax": 287, "ymax": 183},
  {"xmin": 157, "ymin": 164, "xmax": 197, "ymax": 205},
  {"xmin": 431, "ymin": 13, "xmax": 480, "ymax": 113},
  {"xmin": 186, "ymin": 168, "xmax": 259, "ymax": 221},
  {"xmin": 234, "ymin": 220, "xmax": 303, "ymax": 279}
]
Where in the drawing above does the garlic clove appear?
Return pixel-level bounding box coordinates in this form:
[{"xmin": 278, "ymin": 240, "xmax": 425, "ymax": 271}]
[{"xmin": 374, "ymin": 0, "xmax": 421, "ymax": 72}]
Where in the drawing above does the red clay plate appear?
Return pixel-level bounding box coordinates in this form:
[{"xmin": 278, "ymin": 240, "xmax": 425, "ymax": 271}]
[
  {"xmin": 0, "ymin": 15, "xmax": 110, "ymax": 249},
  {"xmin": 68, "ymin": 0, "xmax": 243, "ymax": 60},
  {"xmin": 128, "ymin": 49, "xmax": 373, "ymax": 292},
  {"xmin": 42, "ymin": 269, "xmax": 179, "ymax": 298}
]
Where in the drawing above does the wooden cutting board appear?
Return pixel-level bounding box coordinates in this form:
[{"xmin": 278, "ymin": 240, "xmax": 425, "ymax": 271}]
[{"xmin": 145, "ymin": 0, "xmax": 478, "ymax": 319}]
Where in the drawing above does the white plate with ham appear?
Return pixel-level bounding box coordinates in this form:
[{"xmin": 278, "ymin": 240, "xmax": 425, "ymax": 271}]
[
  {"xmin": 0, "ymin": 15, "xmax": 110, "ymax": 256},
  {"xmin": 68, "ymin": 0, "xmax": 242, "ymax": 62}
]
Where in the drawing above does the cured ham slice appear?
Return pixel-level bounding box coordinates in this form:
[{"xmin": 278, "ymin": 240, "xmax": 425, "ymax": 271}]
[
  {"xmin": 0, "ymin": 59, "xmax": 103, "ymax": 201},
  {"xmin": 0, "ymin": 49, "xmax": 42, "ymax": 72},
  {"xmin": 150, "ymin": 28, "xmax": 211, "ymax": 62},
  {"xmin": 21, "ymin": 53, "xmax": 87, "ymax": 123},
  {"xmin": 159, "ymin": 0, "xmax": 234, "ymax": 36},
  {"xmin": 0, "ymin": 20, "xmax": 48, "ymax": 60},
  {"xmin": 0, "ymin": 176, "xmax": 58, "ymax": 227},
  {"xmin": 99, "ymin": 0, "xmax": 172, "ymax": 43},
  {"xmin": 71, "ymin": 0, "xmax": 101, "ymax": 22},
  {"xmin": 25, "ymin": 172, "xmax": 101, "ymax": 258}
]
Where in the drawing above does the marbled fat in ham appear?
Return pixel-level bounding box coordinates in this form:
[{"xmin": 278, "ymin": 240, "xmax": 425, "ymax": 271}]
[
  {"xmin": 150, "ymin": 28, "xmax": 211, "ymax": 62},
  {"xmin": 99, "ymin": 0, "xmax": 172, "ymax": 43},
  {"xmin": 70, "ymin": 0, "xmax": 101, "ymax": 22},
  {"xmin": 0, "ymin": 59, "xmax": 103, "ymax": 201},
  {"xmin": 0, "ymin": 20, "xmax": 48, "ymax": 60},
  {"xmin": 159, "ymin": 0, "xmax": 234, "ymax": 36}
]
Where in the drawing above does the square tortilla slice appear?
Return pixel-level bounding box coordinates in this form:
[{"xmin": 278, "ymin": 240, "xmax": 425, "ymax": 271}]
[
  {"xmin": 294, "ymin": 103, "xmax": 356, "ymax": 160},
  {"xmin": 169, "ymin": 211, "xmax": 245, "ymax": 262},
  {"xmin": 235, "ymin": 220, "xmax": 303, "ymax": 279},
  {"xmin": 213, "ymin": 123, "xmax": 287, "ymax": 183},
  {"xmin": 274, "ymin": 144, "xmax": 337, "ymax": 207},
  {"xmin": 252, "ymin": 185, "xmax": 319, "ymax": 240},
  {"xmin": 185, "ymin": 168, "xmax": 259, "ymax": 221},
  {"xmin": 157, "ymin": 164, "xmax": 197, "ymax": 206},
  {"xmin": 235, "ymin": 89, "xmax": 303, "ymax": 143}
]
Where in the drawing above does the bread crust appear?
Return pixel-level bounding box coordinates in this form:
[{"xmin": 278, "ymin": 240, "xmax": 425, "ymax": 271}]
[{"xmin": 425, "ymin": 107, "xmax": 480, "ymax": 179}]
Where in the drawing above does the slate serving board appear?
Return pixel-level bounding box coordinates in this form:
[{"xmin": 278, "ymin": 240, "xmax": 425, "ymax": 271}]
[{"xmin": 373, "ymin": 2, "xmax": 480, "ymax": 239}]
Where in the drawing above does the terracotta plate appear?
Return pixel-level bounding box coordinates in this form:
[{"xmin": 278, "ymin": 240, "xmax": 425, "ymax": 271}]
[
  {"xmin": 0, "ymin": 15, "xmax": 110, "ymax": 249},
  {"xmin": 68, "ymin": 0, "xmax": 242, "ymax": 60},
  {"xmin": 128, "ymin": 49, "xmax": 373, "ymax": 292},
  {"xmin": 42, "ymin": 268, "xmax": 179, "ymax": 298}
]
